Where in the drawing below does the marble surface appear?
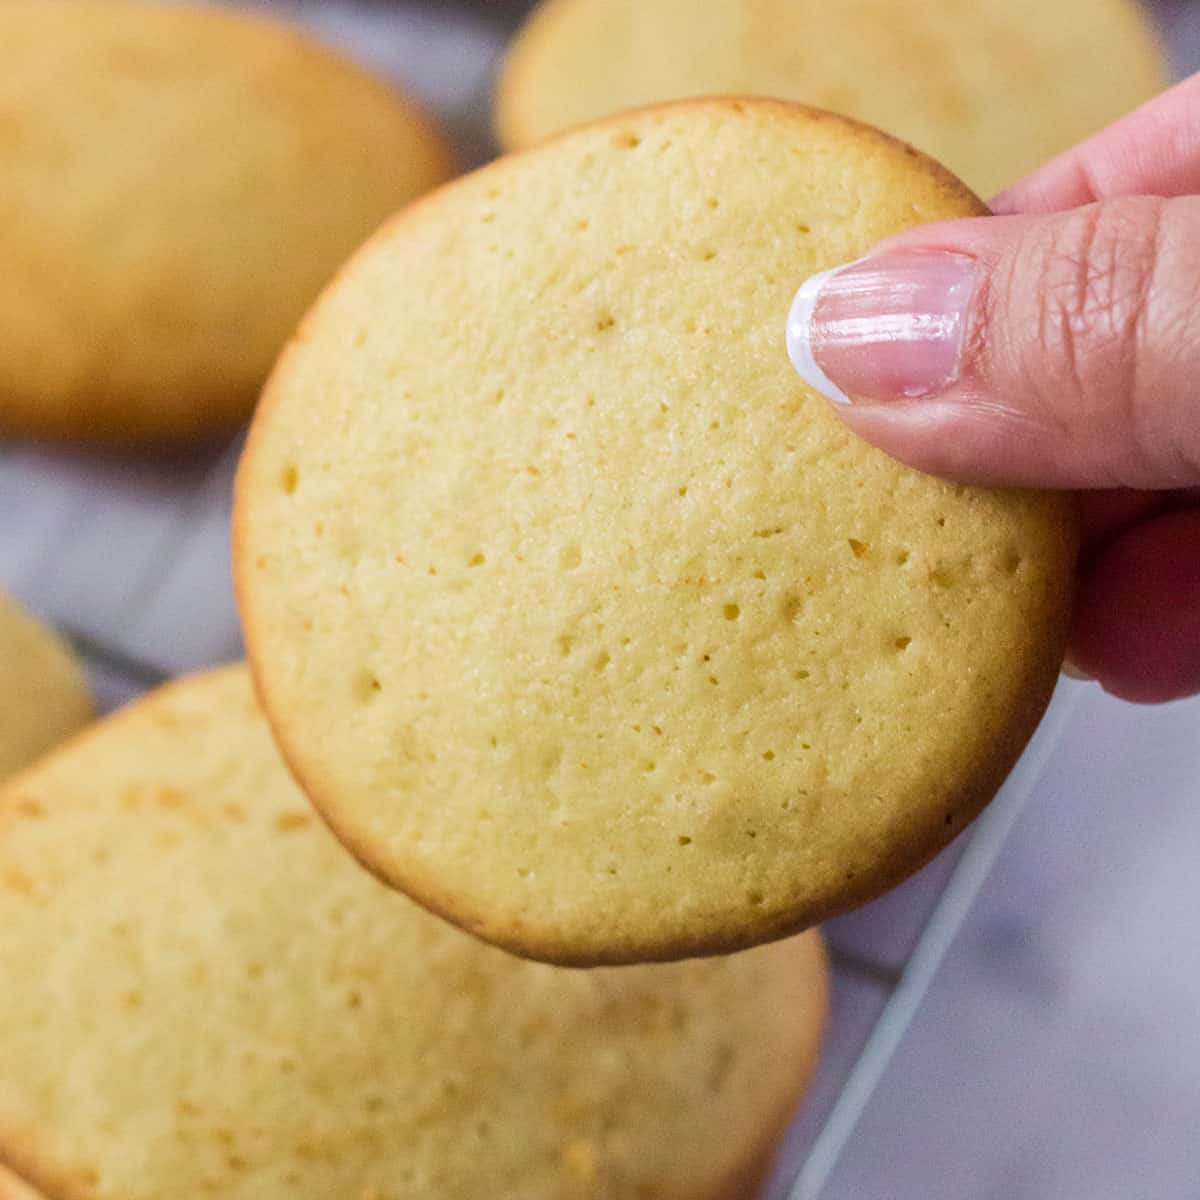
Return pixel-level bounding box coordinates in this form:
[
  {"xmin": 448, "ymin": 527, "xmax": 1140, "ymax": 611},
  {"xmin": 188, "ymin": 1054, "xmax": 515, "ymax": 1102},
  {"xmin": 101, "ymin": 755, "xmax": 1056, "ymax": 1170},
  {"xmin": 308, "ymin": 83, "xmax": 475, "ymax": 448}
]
[
  {"xmin": 816, "ymin": 687, "xmax": 1200, "ymax": 1200},
  {"xmin": 1, "ymin": 2, "xmax": 1197, "ymax": 1197}
]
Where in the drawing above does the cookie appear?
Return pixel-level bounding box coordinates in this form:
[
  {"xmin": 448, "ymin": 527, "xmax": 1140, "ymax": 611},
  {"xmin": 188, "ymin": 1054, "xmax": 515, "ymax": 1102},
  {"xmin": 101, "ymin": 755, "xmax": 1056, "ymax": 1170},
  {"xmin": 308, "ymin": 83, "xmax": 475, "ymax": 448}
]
[
  {"xmin": 235, "ymin": 100, "xmax": 1075, "ymax": 965},
  {"xmin": 0, "ymin": 592, "xmax": 91, "ymax": 783},
  {"xmin": 495, "ymin": 0, "xmax": 1166, "ymax": 196},
  {"xmin": 0, "ymin": 0, "xmax": 453, "ymax": 447},
  {"xmin": 0, "ymin": 666, "xmax": 827, "ymax": 1200}
]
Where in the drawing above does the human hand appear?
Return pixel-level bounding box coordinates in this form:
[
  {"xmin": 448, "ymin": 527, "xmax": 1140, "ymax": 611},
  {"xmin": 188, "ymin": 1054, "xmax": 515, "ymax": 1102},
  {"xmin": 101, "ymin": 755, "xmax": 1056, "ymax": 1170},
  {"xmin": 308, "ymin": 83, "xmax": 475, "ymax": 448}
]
[{"xmin": 787, "ymin": 74, "xmax": 1200, "ymax": 704}]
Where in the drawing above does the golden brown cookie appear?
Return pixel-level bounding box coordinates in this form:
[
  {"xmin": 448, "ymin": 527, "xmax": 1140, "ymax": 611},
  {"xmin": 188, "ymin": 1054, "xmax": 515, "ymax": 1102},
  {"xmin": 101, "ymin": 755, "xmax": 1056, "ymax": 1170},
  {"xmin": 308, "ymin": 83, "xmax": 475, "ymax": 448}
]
[
  {"xmin": 495, "ymin": 0, "xmax": 1167, "ymax": 195},
  {"xmin": 0, "ymin": 665, "xmax": 827, "ymax": 1200},
  {"xmin": 0, "ymin": 592, "xmax": 90, "ymax": 783},
  {"xmin": 235, "ymin": 99, "xmax": 1075, "ymax": 965},
  {"xmin": 0, "ymin": 0, "xmax": 453, "ymax": 447}
]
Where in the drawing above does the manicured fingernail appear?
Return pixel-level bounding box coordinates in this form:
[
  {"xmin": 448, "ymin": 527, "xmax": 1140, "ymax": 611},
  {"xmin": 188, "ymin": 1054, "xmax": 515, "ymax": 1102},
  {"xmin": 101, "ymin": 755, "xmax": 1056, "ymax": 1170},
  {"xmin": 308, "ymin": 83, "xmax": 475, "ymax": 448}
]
[{"xmin": 786, "ymin": 251, "xmax": 979, "ymax": 404}]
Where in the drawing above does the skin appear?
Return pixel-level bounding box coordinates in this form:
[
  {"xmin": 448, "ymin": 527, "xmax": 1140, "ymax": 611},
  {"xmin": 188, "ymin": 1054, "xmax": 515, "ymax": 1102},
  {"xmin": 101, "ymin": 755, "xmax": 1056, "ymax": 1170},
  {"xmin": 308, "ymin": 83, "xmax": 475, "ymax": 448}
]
[{"xmin": 813, "ymin": 74, "xmax": 1200, "ymax": 703}]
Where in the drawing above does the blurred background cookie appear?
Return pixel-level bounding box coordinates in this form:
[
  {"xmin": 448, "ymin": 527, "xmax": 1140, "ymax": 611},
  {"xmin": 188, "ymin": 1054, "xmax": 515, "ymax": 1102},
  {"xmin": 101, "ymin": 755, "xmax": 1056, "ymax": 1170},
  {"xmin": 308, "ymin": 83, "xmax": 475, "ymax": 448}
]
[
  {"xmin": 0, "ymin": 592, "xmax": 91, "ymax": 783},
  {"xmin": 494, "ymin": 0, "xmax": 1167, "ymax": 195},
  {"xmin": 0, "ymin": 0, "xmax": 453, "ymax": 448},
  {"xmin": 235, "ymin": 100, "xmax": 1075, "ymax": 966},
  {"xmin": 0, "ymin": 665, "xmax": 827, "ymax": 1200}
]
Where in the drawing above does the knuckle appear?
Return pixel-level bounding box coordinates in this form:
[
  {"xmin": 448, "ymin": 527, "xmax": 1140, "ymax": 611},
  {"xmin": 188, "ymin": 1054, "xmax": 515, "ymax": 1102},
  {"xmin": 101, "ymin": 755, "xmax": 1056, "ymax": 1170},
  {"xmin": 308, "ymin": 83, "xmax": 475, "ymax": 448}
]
[
  {"xmin": 1004, "ymin": 199, "xmax": 1172, "ymax": 481},
  {"xmin": 1036, "ymin": 200, "xmax": 1160, "ymax": 388}
]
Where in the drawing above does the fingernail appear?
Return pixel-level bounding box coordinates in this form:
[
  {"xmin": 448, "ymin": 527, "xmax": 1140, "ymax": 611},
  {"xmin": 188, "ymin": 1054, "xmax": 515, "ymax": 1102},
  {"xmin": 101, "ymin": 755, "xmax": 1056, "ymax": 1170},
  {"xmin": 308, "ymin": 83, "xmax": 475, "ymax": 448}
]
[{"xmin": 786, "ymin": 251, "xmax": 979, "ymax": 404}]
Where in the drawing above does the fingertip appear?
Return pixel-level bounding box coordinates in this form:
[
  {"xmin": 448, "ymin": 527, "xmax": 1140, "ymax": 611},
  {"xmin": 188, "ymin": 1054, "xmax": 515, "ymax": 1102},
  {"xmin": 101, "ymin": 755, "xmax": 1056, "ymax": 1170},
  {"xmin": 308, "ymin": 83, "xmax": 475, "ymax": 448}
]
[
  {"xmin": 1069, "ymin": 510, "xmax": 1200, "ymax": 704},
  {"xmin": 829, "ymin": 398, "xmax": 1058, "ymax": 488}
]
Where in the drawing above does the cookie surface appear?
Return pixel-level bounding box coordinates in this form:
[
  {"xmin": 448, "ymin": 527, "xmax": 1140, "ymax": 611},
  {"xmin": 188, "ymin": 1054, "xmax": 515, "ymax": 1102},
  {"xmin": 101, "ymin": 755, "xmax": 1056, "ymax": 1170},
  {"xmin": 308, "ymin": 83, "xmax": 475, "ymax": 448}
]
[
  {"xmin": 0, "ymin": 592, "xmax": 91, "ymax": 783},
  {"xmin": 0, "ymin": 0, "xmax": 452, "ymax": 446},
  {"xmin": 495, "ymin": 0, "xmax": 1166, "ymax": 195},
  {"xmin": 236, "ymin": 100, "xmax": 1075, "ymax": 965},
  {"xmin": 0, "ymin": 666, "xmax": 827, "ymax": 1200}
]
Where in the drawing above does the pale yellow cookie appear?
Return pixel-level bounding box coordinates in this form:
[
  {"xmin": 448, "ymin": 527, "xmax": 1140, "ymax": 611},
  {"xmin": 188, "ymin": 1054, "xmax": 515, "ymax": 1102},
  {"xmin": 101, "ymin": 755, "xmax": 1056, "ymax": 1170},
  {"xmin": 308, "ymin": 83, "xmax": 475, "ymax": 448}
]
[
  {"xmin": 0, "ymin": 0, "xmax": 453, "ymax": 447},
  {"xmin": 0, "ymin": 666, "xmax": 827, "ymax": 1200},
  {"xmin": 235, "ymin": 100, "xmax": 1075, "ymax": 965},
  {"xmin": 495, "ymin": 0, "xmax": 1167, "ymax": 196},
  {"xmin": 0, "ymin": 592, "xmax": 90, "ymax": 783}
]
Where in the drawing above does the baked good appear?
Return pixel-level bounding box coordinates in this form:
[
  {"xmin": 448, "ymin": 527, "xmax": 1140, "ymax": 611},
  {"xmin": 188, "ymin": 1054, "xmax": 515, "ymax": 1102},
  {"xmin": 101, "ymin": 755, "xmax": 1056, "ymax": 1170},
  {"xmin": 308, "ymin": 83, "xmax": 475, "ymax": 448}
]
[
  {"xmin": 235, "ymin": 99, "xmax": 1075, "ymax": 965},
  {"xmin": 0, "ymin": 665, "xmax": 827, "ymax": 1200},
  {"xmin": 0, "ymin": 0, "xmax": 453, "ymax": 446},
  {"xmin": 0, "ymin": 592, "xmax": 91, "ymax": 783},
  {"xmin": 494, "ymin": 0, "xmax": 1167, "ymax": 196}
]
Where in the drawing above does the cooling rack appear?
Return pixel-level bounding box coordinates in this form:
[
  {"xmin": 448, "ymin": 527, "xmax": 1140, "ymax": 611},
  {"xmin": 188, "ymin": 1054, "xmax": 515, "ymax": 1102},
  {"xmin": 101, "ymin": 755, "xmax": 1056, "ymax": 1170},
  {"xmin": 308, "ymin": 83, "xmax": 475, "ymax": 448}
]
[{"xmin": 2, "ymin": 3, "xmax": 1192, "ymax": 1197}]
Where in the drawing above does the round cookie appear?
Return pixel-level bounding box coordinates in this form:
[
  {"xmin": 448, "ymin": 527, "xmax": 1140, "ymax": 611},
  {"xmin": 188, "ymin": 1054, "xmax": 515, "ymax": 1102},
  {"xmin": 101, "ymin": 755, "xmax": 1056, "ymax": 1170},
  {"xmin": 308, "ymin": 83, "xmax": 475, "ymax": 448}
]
[
  {"xmin": 0, "ymin": 592, "xmax": 91, "ymax": 783},
  {"xmin": 0, "ymin": 0, "xmax": 453, "ymax": 447},
  {"xmin": 235, "ymin": 100, "xmax": 1075, "ymax": 965},
  {"xmin": 495, "ymin": 0, "xmax": 1167, "ymax": 196},
  {"xmin": 0, "ymin": 666, "xmax": 827, "ymax": 1200}
]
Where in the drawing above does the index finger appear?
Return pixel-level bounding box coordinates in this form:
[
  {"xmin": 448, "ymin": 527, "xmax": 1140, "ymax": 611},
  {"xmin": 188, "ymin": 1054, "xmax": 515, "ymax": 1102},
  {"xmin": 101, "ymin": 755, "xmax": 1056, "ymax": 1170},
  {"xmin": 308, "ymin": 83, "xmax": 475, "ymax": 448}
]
[{"xmin": 993, "ymin": 71, "xmax": 1200, "ymax": 214}]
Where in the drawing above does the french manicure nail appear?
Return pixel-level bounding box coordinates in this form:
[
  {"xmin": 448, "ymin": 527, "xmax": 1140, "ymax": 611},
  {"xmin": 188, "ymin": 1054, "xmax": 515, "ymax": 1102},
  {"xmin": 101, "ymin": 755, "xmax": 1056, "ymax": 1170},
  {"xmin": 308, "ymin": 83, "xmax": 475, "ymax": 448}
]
[{"xmin": 786, "ymin": 251, "xmax": 979, "ymax": 405}]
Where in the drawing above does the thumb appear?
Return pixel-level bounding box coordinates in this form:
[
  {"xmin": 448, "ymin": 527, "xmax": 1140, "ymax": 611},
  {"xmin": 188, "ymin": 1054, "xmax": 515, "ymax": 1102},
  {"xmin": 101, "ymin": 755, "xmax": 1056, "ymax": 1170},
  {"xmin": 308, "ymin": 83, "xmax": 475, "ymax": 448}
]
[{"xmin": 787, "ymin": 196, "xmax": 1200, "ymax": 489}]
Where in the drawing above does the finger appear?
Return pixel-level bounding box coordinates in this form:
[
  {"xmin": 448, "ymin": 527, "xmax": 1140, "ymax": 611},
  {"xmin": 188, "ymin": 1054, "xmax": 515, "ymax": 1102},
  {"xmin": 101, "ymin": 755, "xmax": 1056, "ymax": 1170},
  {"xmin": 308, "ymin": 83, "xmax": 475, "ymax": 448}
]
[
  {"xmin": 786, "ymin": 196, "xmax": 1200, "ymax": 489},
  {"xmin": 1069, "ymin": 509, "xmax": 1200, "ymax": 703},
  {"xmin": 1077, "ymin": 490, "xmax": 1165, "ymax": 558},
  {"xmin": 993, "ymin": 72, "xmax": 1200, "ymax": 214}
]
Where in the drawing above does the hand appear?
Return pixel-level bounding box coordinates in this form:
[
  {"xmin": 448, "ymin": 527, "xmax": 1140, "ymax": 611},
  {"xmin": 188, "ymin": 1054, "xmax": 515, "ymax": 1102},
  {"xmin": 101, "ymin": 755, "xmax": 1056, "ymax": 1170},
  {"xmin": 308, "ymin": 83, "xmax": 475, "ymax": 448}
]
[{"xmin": 787, "ymin": 73, "xmax": 1200, "ymax": 704}]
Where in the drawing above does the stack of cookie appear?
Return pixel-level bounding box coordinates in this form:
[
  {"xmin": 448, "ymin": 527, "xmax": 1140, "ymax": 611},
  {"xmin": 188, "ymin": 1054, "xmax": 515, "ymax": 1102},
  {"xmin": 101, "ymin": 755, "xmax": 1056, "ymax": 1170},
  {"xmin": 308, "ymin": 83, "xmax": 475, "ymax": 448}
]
[{"xmin": 0, "ymin": 0, "xmax": 1167, "ymax": 1196}]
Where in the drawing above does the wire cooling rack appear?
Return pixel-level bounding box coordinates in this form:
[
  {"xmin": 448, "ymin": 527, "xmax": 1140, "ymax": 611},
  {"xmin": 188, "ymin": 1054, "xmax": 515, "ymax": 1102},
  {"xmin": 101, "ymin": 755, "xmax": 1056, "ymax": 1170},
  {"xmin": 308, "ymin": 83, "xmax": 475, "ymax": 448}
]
[{"xmin": 1, "ymin": 3, "xmax": 1192, "ymax": 1196}]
